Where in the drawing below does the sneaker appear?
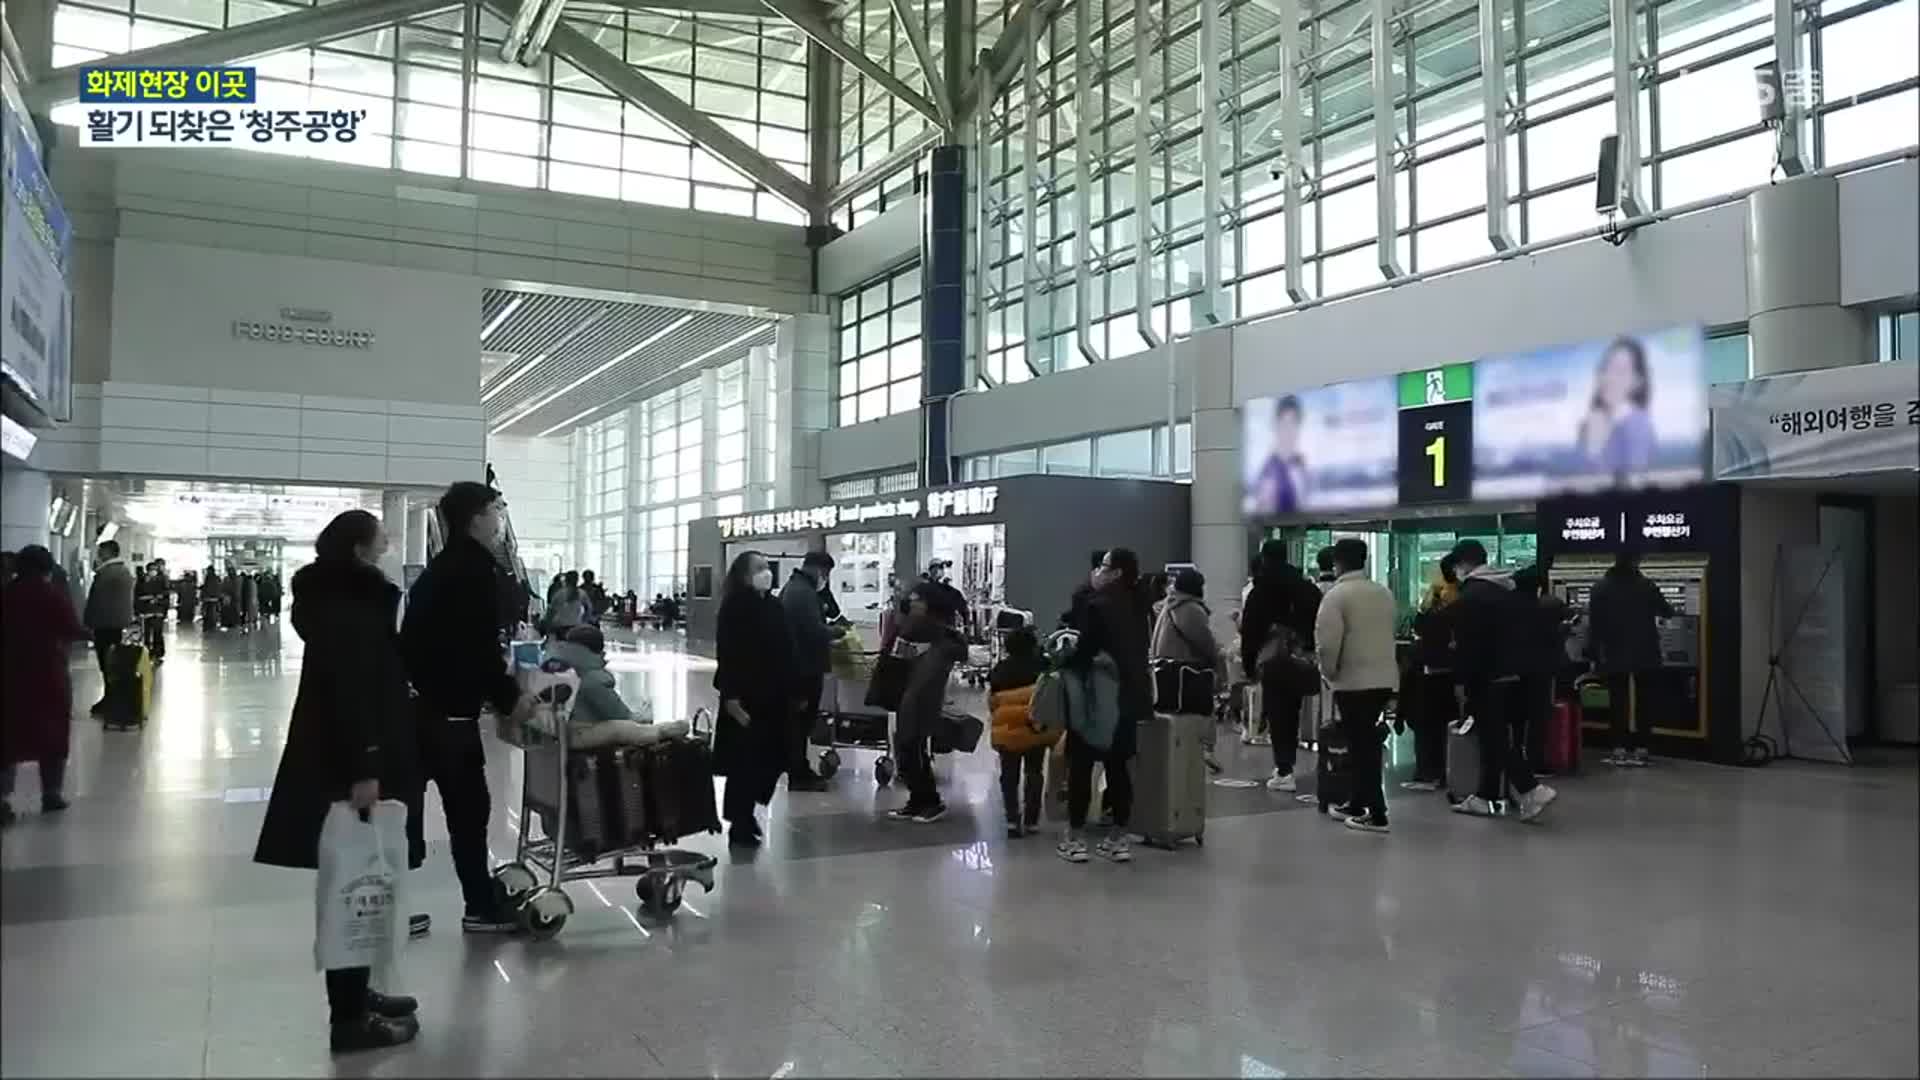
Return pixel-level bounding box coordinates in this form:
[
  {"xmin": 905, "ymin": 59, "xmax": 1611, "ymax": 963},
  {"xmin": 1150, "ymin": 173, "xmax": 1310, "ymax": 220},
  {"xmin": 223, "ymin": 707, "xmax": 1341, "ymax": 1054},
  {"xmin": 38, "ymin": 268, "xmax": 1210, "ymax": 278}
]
[
  {"xmin": 1327, "ymin": 802, "xmax": 1363, "ymax": 821},
  {"xmin": 1630, "ymin": 749, "xmax": 1651, "ymax": 768},
  {"xmin": 886, "ymin": 803, "xmax": 927, "ymax": 822},
  {"xmin": 1094, "ymin": 835, "xmax": 1133, "ymax": 863},
  {"xmin": 460, "ymin": 910, "xmax": 519, "ymax": 935},
  {"xmin": 1055, "ymin": 834, "xmax": 1090, "ymax": 863},
  {"xmin": 1400, "ymin": 779, "xmax": 1440, "ymax": 792},
  {"xmin": 366, "ymin": 991, "xmax": 418, "ymax": 1019},
  {"xmin": 1007, "ymin": 823, "xmax": 1024, "ymax": 839},
  {"xmin": 911, "ymin": 803, "xmax": 948, "ymax": 823},
  {"xmin": 1607, "ymin": 749, "xmax": 1633, "ymax": 767},
  {"xmin": 407, "ymin": 913, "xmax": 431, "ymax": 939},
  {"xmin": 1345, "ymin": 813, "xmax": 1391, "ymax": 833},
  {"xmin": 1266, "ymin": 770, "xmax": 1296, "ymax": 793},
  {"xmin": 1517, "ymin": 784, "xmax": 1559, "ymax": 822},
  {"xmin": 330, "ymin": 1013, "xmax": 419, "ymax": 1054},
  {"xmin": 1244, "ymin": 733, "xmax": 1272, "ymax": 747},
  {"xmin": 40, "ymin": 795, "xmax": 69, "ymax": 813},
  {"xmin": 1452, "ymin": 795, "xmax": 1500, "ymax": 817}
]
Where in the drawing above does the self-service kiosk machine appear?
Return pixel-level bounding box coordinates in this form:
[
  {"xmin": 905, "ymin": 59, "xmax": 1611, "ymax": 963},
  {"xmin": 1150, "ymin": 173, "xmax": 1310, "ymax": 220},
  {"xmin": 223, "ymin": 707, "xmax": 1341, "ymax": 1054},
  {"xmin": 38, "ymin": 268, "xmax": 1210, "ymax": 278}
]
[{"xmin": 1538, "ymin": 488, "xmax": 1739, "ymax": 761}]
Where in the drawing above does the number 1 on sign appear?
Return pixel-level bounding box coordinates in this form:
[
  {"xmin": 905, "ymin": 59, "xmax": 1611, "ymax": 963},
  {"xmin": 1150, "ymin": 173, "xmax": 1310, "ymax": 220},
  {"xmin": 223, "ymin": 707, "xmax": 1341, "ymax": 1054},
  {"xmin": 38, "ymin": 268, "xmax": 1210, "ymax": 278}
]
[{"xmin": 1425, "ymin": 434, "xmax": 1446, "ymax": 487}]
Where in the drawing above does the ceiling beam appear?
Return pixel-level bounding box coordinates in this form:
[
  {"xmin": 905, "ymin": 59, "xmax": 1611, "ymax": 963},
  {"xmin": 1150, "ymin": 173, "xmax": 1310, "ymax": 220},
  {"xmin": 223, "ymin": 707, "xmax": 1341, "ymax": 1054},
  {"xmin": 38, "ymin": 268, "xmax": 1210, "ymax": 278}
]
[
  {"xmin": 28, "ymin": 0, "xmax": 460, "ymax": 110},
  {"xmin": 824, "ymin": 125, "xmax": 937, "ymax": 206},
  {"xmin": 494, "ymin": 0, "xmax": 817, "ymax": 211},
  {"xmin": 954, "ymin": 0, "xmax": 1059, "ymax": 120},
  {"xmin": 597, "ymin": 0, "xmax": 836, "ymax": 16},
  {"xmin": 886, "ymin": 0, "xmax": 952, "ymax": 126},
  {"xmin": 756, "ymin": 0, "xmax": 946, "ymax": 130}
]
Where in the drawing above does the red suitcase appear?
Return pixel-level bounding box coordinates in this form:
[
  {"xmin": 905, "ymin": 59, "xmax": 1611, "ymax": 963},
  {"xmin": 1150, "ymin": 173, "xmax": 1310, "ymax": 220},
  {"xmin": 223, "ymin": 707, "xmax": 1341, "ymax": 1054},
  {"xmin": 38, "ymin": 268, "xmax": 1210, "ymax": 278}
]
[{"xmin": 1543, "ymin": 700, "xmax": 1582, "ymax": 775}]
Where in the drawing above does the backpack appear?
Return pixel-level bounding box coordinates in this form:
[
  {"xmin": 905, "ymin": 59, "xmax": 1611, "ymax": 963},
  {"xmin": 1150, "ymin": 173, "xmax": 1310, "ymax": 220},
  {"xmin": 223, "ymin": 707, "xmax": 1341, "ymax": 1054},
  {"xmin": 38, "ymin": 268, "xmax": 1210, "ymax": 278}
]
[{"xmin": 1028, "ymin": 669, "xmax": 1070, "ymax": 737}]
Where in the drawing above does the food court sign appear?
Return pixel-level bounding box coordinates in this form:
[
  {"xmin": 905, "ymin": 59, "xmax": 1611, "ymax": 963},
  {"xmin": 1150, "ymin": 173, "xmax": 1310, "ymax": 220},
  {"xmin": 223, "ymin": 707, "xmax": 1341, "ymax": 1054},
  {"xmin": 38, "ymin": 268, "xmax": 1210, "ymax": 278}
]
[{"xmin": 717, "ymin": 484, "xmax": 1000, "ymax": 540}]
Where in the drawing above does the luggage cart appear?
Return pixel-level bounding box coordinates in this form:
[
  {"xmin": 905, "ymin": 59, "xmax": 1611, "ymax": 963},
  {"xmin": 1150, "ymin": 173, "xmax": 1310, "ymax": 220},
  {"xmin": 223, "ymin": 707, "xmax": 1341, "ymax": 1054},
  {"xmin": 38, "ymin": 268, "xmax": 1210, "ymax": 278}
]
[
  {"xmin": 490, "ymin": 677, "xmax": 719, "ymax": 938},
  {"xmin": 813, "ymin": 654, "xmax": 895, "ymax": 786}
]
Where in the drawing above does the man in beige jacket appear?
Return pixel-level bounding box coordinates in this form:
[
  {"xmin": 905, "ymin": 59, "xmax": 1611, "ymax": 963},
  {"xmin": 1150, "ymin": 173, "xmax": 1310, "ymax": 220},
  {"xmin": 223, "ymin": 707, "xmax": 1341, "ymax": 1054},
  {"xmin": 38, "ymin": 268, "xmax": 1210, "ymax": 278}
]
[{"xmin": 1314, "ymin": 538, "xmax": 1400, "ymax": 833}]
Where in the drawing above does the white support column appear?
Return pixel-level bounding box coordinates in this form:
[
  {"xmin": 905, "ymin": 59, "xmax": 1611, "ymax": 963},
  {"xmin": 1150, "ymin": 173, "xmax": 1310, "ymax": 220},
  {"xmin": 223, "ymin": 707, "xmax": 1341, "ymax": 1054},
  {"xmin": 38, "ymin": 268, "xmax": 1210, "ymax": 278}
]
[
  {"xmin": 745, "ymin": 344, "xmax": 775, "ymax": 508},
  {"xmin": 1021, "ymin": 16, "xmax": 1044, "ymax": 374},
  {"xmin": 1607, "ymin": 0, "xmax": 1644, "ymax": 216},
  {"xmin": 1370, "ymin": 0, "xmax": 1404, "ymax": 278},
  {"xmin": 380, "ymin": 490, "xmax": 409, "ymax": 583},
  {"xmin": 1132, "ymin": 0, "xmax": 1163, "ymax": 350},
  {"xmin": 1480, "ymin": 0, "xmax": 1514, "ymax": 250},
  {"xmin": 0, "ymin": 461, "xmax": 52, "ymax": 554},
  {"xmin": 1279, "ymin": 0, "xmax": 1309, "ymax": 303},
  {"xmin": 406, "ymin": 504, "xmax": 430, "ymax": 564},
  {"xmin": 1745, "ymin": 174, "xmax": 1874, "ymax": 377},
  {"xmin": 1186, "ymin": 330, "xmax": 1244, "ymax": 646},
  {"xmin": 1771, "ymin": 0, "xmax": 1809, "ymax": 176},
  {"xmin": 774, "ymin": 314, "xmax": 831, "ymax": 507},
  {"xmin": 698, "ymin": 365, "xmax": 721, "ymax": 516},
  {"xmin": 1073, "ymin": 0, "xmax": 1098, "ymax": 365},
  {"xmin": 1198, "ymin": 0, "xmax": 1225, "ymax": 313}
]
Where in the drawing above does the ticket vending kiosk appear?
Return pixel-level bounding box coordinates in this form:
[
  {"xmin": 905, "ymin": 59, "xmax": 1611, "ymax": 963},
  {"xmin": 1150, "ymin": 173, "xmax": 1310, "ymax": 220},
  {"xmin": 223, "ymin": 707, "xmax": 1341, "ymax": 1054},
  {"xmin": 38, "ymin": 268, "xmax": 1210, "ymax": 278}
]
[{"xmin": 1538, "ymin": 486, "xmax": 1740, "ymax": 762}]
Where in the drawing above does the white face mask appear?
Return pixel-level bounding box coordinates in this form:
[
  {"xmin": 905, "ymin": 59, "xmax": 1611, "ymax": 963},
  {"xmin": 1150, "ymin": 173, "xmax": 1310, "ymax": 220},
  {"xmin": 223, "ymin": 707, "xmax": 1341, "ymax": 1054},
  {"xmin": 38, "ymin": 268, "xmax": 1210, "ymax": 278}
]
[{"xmin": 750, "ymin": 568, "xmax": 774, "ymax": 593}]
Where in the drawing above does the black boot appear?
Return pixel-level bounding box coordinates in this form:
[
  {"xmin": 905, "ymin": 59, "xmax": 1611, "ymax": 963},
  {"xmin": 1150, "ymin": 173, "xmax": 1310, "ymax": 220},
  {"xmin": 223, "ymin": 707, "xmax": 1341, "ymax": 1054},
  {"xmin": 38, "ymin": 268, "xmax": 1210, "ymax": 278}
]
[
  {"xmin": 366, "ymin": 991, "xmax": 418, "ymax": 1018},
  {"xmin": 330, "ymin": 1013, "xmax": 418, "ymax": 1053}
]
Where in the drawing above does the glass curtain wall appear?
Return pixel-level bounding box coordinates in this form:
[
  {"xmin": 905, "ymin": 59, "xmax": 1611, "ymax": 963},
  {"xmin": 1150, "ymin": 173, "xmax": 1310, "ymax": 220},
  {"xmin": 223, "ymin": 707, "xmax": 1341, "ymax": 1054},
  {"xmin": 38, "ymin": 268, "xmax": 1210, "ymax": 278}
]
[
  {"xmin": 641, "ymin": 378, "xmax": 704, "ymax": 600},
  {"xmin": 827, "ymin": 0, "xmax": 1914, "ymax": 384},
  {"xmin": 48, "ymin": 0, "xmax": 811, "ymax": 222},
  {"xmin": 833, "ymin": 262, "xmax": 925, "ymax": 425},
  {"xmin": 957, "ymin": 420, "xmax": 1194, "ymax": 480},
  {"xmin": 577, "ymin": 410, "xmax": 628, "ymax": 590}
]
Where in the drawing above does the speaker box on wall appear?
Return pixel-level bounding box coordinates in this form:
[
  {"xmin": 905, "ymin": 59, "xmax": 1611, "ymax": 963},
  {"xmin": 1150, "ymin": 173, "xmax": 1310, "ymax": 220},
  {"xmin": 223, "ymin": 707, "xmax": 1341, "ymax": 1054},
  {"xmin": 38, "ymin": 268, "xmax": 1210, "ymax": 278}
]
[
  {"xmin": 1594, "ymin": 135, "xmax": 1620, "ymax": 213},
  {"xmin": 1752, "ymin": 60, "xmax": 1787, "ymax": 123}
]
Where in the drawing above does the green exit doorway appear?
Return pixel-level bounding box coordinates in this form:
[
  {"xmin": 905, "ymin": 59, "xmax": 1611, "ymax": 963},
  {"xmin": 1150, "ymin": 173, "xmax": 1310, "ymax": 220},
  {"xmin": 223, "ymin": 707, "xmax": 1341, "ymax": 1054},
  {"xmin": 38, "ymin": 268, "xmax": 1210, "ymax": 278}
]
[{"xmin": 1263, "ymin": 510, "xmax": 1538, "ymax": 625}]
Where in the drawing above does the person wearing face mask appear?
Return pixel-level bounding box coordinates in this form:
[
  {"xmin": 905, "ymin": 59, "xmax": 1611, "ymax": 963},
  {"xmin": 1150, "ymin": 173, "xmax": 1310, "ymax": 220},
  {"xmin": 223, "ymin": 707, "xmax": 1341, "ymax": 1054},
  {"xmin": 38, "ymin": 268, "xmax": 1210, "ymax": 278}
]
[
  {"xmin": 400, "ymin": 482, "xmax": 532, "ymax": 934},
  {"xmin": 779, "ymin": 550, "xmax": 845, "ymax": 792},
  {"xmin": 254, "ymin": 510, "xmax": 423, "ymax": 1053},
  {"xmin": 712, "ymin": 550, "xmax": 795, "ymax": 847},
  {"xmin": 1057, "ymin": 548, "xmax": 1154, "ymax": 865}
]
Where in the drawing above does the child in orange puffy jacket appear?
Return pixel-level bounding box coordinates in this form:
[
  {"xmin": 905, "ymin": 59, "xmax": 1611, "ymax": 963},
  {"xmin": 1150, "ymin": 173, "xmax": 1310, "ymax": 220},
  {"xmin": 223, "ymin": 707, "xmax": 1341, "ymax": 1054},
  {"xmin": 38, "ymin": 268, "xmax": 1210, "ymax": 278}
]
[{"xmin": 989, "ymin": 627, "xmax": 1057, "ymax": 838}]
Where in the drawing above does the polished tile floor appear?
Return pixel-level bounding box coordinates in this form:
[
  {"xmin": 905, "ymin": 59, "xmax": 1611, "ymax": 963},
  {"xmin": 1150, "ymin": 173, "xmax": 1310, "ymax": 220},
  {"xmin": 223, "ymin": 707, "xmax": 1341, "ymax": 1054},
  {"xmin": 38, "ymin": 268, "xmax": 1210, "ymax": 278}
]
[{"xmin": 2, "ymin": 623, "xmax": 1915, "ymax": 1078}]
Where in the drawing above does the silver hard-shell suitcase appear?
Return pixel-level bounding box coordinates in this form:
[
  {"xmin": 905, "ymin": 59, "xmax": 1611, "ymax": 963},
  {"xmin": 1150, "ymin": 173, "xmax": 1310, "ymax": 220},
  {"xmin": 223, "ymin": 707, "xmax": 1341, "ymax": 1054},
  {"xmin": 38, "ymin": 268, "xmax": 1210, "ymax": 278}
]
[{"xmin": 1134, "ymin": 712, "xmax": 1209, "ymax": 848}]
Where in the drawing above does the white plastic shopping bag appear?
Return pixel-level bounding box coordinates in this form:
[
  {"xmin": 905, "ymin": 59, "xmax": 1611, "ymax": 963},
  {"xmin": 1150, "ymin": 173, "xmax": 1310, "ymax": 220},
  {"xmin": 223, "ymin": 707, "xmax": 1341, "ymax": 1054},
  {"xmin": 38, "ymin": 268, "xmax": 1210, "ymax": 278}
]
[{"xmin": 314, "ymin": 800, "xmax": 408, "ymax": 974}]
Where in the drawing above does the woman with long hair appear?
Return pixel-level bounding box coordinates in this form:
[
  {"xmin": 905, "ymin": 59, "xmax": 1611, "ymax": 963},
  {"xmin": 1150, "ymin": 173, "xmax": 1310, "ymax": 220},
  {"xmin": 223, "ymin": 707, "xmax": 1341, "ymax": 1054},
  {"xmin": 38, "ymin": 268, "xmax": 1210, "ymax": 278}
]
[
  {"xmin": 253, "ymin": 510, "xmax": 422, "ymax": 1053},
  {"xmin": 711, "ymin": 549, "xmax": 794, "ymax": 848}
]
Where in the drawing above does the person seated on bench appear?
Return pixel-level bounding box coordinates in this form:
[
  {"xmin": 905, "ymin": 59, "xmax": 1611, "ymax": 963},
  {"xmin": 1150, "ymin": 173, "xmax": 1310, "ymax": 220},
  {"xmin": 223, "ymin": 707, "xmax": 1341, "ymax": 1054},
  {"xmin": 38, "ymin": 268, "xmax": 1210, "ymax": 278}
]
[{"xmin": 545, "ymin": 625, "xmax": 687, "ymax": 749}]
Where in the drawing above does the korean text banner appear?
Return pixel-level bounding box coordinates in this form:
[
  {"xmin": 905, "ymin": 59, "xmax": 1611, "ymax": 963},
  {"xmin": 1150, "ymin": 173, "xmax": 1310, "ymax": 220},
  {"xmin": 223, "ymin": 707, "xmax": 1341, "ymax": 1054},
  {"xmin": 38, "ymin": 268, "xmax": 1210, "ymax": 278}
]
[
  {"xmin": 1, "ymin": 62, "xmax": 74, "ymax": 421},
  {"xmin": 1711, "ymin": 361, "xmax": 1919, "ymax": 481},
  {"xmin": 1243, "ymin": 376, "xmax": 1399, "ymax": 515},
  {"xmin": 1472, "ymin": 325, "xmax": 1707, "ymax": 501}
]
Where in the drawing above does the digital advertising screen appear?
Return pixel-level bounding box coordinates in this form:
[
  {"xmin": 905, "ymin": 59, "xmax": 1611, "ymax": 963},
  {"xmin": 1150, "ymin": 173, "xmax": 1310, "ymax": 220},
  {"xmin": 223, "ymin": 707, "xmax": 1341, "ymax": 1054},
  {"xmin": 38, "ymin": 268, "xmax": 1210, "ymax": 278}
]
[
  {"xmin": 1471, "ymin": 325, "xmax": 1708, "ymax": 500},
  {"xmin": 1242, "ymin": 375, "xmax": 1398, "ymax": 516}
]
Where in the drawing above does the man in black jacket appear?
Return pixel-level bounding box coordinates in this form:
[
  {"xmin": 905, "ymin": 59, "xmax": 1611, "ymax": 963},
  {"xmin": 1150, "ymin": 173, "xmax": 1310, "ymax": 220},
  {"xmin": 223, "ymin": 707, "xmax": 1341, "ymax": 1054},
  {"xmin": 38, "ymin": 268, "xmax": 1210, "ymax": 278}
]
[
  {"xmin": 1446, "ymin": 540, "xmax": 1556, "ymax": 822},
  {"xmin": 1586, "ymin": 550, "xmax": 1673, "ymax": 767},
  {"xmin": 401, "ymin": 481, "xmax": 527, "ymax": 933},
  {"xmin": 1239, "ymin": 539, "xmax": 1321, "ymax": 792},
  {"xmin": 779, "ymin": 550, "xmax": 843, "ymax": 791}
]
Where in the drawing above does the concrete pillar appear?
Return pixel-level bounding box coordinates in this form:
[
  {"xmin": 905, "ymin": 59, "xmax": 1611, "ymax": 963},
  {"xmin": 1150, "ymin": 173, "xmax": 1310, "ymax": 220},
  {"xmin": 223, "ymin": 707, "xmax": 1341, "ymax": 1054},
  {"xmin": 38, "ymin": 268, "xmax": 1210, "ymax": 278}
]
[
  {"xmin": 775, "ymin": 313, "xmax": 831, "ymax": 507},
  {"xmin": 1746, "ymin": 174, "xmax": 1875, "ymax": 377},
  {"xmin": 745, "ymin": 345, "xmax": 774, "ymax": 509},
  {"xmin": 0, "ymin": 460, "xmax": 52, "ymax": 553},
  {"xmin": 406, "ymin": 504, "xmax": 430, "ymax": 564},
  {"xmin": 1186, "ymin": 329, "xmax": 1244, "ymax": 645},
  {"xmin": 380, "ymin": 490, "xmax": 409, "ymax": 583},
  {"xmin": 698, "ymin": 366, "xmax": 720, "ymax": 514}
]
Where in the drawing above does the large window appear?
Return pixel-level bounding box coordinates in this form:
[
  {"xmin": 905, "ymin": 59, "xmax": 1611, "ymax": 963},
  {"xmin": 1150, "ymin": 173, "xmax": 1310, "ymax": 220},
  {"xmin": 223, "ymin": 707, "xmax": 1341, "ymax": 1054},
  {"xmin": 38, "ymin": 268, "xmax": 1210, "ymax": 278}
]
[
  {"xmin": 48, "ymin": 1, "xmax": 808, "ymax": 223},
  {"xmin": 834, "ymin": 262, "xmax": 924, "ymax": 426},
  {"xmin": 958, "ymin": 422, "xmax": 1193, "ymax": 482},
  {"xmin": 861, "ymin": 0, "xmax": 1916, "ymax": 387},
  {"xmin": 576, "ymin": 410, "xmax": 628, "ymax": 588},
  {"xmin": 640, "ymin": 379, "xmax": 704, "ymax": 598}
]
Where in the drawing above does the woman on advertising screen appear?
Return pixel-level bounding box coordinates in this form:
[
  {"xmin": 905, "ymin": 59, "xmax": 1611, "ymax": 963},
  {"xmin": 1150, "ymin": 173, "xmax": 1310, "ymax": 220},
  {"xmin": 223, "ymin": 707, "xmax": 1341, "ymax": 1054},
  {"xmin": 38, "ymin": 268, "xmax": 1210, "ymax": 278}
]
[
  {"xmin": 1579, "ymin": 337, "xmax": 1657, "ymax": 484},
  {"xmin": 1247, "ymin": 395, "xmax": 1309, "ymax": 515}
]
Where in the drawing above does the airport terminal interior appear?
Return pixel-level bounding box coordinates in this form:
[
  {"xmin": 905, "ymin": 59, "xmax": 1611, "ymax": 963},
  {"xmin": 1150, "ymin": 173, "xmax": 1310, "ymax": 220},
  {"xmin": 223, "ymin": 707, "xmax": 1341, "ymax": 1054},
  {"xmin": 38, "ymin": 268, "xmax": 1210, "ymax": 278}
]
[{"xmin": 1, "ymin": 0, "xmax": 1917, "ymax": 1073}]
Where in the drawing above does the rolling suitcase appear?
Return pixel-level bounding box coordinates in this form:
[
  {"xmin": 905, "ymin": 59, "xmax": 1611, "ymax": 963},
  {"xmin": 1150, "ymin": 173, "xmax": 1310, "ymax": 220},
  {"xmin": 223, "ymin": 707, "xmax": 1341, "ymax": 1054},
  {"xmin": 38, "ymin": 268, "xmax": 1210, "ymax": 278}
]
[
  {"xmin": 1315, "ymin": 721, "xmax": 1353, "ymax": 813},
  {"xmin": 102, "ymin": 638, "xmax": 152, "ymax": 730},
  {"xmin": 527, "ymin": 747, "xmax": 618, "ymax": 858},
  {"xmin": 1542, "ymin": 700, "xmax": 1582, "ymax": 776},
  {"xmin": 640, "ymin": 741, "xmax": 722, "ymax": 844},
  {"xmin": 1446, "ymin": 716, "xmax": 1481, "ymax": 804},
  {"xmin": 1133, "ymin": 712, "xmax": 1208, "ymax": 848}
]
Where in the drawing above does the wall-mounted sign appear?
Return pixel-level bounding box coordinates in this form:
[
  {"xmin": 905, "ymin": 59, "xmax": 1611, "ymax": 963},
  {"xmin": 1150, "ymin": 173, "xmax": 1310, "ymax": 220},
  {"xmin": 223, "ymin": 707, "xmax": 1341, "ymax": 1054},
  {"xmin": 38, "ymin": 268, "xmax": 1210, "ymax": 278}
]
[
  {"xmin": 1638, "ymin": 510, "xmax": 1692, "ymax": 541},
  {"xmin": 1552, "ymin": 507, "xmax": 1701, "ymax": 550},
  {"xmin": 231, "ymin": 306, "xmax": 375, "ymax": 349},
  {"xmin": 718, "ymin": 484, "xmax": 1000, "ymax": 540},
  {"xmin": 1, "ymin": 412, "xmax": 38, "ymax": 460},
  {"xmin": 1558, "ymin": 513, "xmax": 1611, "ymax": 544}
]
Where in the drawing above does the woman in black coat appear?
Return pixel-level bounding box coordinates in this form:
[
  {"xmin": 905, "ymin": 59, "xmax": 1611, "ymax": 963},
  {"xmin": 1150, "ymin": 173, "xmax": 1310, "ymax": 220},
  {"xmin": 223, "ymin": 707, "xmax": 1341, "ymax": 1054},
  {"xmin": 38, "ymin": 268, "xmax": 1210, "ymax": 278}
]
[
  {"xmin": 253, "ymin": 510, "xmax": 422, "ymax": 1054},
  {"xmin": 1238, "ymin": 539, "xmax": 1322, "ymax": 791},
  {"xmin": 711, "ymin": 549, "xmax": 794, "ymax": 849},
  {"xmin": 1057, "ymin": 547, "xmax": 1155, "ymax": 864}
]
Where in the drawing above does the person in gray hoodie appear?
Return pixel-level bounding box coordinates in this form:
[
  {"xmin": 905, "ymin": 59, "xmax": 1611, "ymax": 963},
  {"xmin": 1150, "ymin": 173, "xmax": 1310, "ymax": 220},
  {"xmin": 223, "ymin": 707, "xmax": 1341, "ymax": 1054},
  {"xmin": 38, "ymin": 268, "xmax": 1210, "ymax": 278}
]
[
  {"xmin": 545, "ymin": 625, "xmax": 686, "ymax": 749},
  {"xmin": 83, "ymin": 540, "xmax": 136, "ymax": 712}
]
